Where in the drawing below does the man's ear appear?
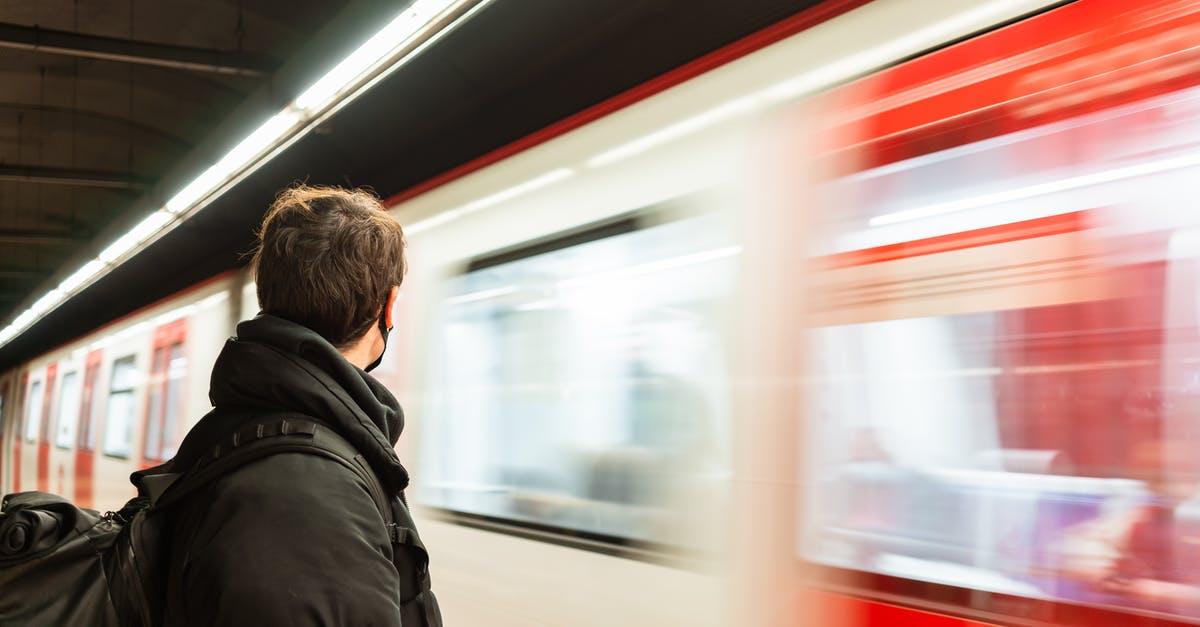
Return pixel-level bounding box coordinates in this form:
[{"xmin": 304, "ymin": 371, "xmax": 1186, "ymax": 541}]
[{"xmin": 383, "ymin": 285, "xmax": 400, "ymax": 330}]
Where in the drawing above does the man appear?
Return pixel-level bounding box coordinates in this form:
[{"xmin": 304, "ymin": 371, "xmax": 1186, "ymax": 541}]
[{"xmin": 160, "ymin": 185, "xmax": 440, "ymax": 626}]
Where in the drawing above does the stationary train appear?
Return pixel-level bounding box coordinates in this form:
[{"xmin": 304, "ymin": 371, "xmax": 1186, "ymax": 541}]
[{"xmin": 6, "ymin": 0, "xmax": 1200, "ymax": 624}]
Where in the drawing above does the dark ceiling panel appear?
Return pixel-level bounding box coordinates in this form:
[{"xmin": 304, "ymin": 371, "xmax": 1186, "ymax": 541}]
[
  {"xmin": 0, "ymin": 0, "xmax": 357, "ymax": 340},
  {"xmin": 0, "ymin": 0, "xmax": 830, "ymax": 370}
]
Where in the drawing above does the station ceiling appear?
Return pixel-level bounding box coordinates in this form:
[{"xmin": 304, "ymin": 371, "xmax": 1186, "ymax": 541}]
[{"xmin": 0, "ymin": 0, "xmax": 825, "ymax": 370}]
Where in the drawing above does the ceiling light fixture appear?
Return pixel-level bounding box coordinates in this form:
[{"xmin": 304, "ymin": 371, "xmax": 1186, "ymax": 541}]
[{"xmin": 0, "ymin": 0, "xmax": 493, "ymax": 350}]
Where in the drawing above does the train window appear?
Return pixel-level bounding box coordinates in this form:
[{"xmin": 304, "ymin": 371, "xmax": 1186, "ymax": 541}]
[
  {"xmin": 420, "ymin": 213, "xmax": 734, "ymax": 550},
  {"xmin": 24, "ymin": 380, "xmax": 42, "ymax": 443},
  {"xmin": 161, "ymin": 344, "xmax": 186, "ymax": 460},
  {"xmin": 54, "ymin": 371, "xmax": 80, "ymax": 449},
  {"xmin": 144, "ymin": 343, "xmax": 186, "ymax": 462},
  {"xmin": 102, "ymin": 356, "xmax": 138, "ymax": 459},
  {"xmin": 801, "ymin": 292, "xmax": 1200, "ymax": 607},
  {"xmin": 77, "ymin": 359, "xmax": 101, "ymax": 452}
]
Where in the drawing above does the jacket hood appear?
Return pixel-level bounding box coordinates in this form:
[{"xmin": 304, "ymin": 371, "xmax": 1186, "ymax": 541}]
[{"xmin": 177, "ymin": 313, "xmax": 409, "ymax": 492}]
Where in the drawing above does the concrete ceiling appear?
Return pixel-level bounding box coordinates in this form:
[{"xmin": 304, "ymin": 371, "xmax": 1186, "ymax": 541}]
[
  {"xmin": 0, "ymin": 0, "xmax": 361, "ymax": 311},
  {"xmin": 0, "ymin": 0, "xmax": 829, "ymax": 370}
]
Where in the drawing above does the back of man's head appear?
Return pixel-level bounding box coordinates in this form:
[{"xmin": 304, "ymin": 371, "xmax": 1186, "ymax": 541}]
[{"xmin": 251, "ymin": 185, "xmax": 406, "ymax": 349}]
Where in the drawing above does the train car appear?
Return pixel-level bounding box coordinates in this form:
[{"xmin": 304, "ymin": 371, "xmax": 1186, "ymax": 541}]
[
  {"xmin": 792, "ymin": 1, "xmax": 1200, "ymax": 624},
  {"xmin": 0, "ymin": 274, "xmax": 251, "ymax": 509},
  {"xmin": 9, "ymin": 0, "xmax": 1200, "ymax": 625}
]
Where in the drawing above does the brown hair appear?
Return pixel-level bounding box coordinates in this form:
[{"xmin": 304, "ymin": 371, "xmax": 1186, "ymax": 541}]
[{"xmin": 251, "ymin": 185, "xmax": 406, "ymax": 349}]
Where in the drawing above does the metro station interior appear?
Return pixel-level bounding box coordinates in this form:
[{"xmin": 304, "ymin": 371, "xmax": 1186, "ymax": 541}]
[{"xmin": 4, "ymin": 0, "xmax": 1200, "ymax": 625}]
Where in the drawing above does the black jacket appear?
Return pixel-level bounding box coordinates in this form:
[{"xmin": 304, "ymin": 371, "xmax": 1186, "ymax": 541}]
[{"xmin": 161, "ymin": 314, "xmax": 433, "ymax": 626}]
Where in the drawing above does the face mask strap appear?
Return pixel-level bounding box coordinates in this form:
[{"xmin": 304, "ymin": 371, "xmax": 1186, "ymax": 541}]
[{"xmin": 365, "ymin": 309, "xmax": 392, "ymax": 373}]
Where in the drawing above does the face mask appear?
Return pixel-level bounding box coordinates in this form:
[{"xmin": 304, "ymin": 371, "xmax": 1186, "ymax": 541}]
[{"xmin": 365, "ymin": 311, "xmax": 391, "ymax": 373}]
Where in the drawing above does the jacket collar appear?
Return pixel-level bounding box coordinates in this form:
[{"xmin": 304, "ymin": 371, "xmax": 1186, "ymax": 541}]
[{"xmin": 179, "ymin": 313, "xmax": 409, "ymax": 491}]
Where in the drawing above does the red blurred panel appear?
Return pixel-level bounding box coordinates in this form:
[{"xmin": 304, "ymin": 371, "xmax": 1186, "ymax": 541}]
[
  {"xmin": 799, "ymin": 1, "xmax": 1200, "ymax": 624},
  {"xmin": 36, "ymin": 363, "xmax": 56, "ymax": 493},
  {"xmin": 802, "ymin": 590, "xmax": 999, "ymax": 626},
  {"xmin": 12, "ymin": 372, "xmax": 26, "ymax": 490},
  {"xmin": 0, "ymin": 379, "xmax": 6, "ymax": 492},
  {"xmin": 994, "ymin": 267, "xmax": 1169, "ymax": 477},
  {"xmin": 73, "ymin": 349, "xmax": 103, "ymax": 508},
  {"xmin": 821, "ymin": 0, "xmax": 1200, "ymax": 171},
  {"xmin": 142, "ymin": 318, "xmax": 188, "ymax": 468},
  {"xmin": 73, "ymin": 451, "xmax": 93, "ymax": 508}
]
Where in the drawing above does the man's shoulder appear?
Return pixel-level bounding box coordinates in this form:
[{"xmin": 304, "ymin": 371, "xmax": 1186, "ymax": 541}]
[{"xmin": 208, "ymin": 446, "xmax": 376, "ymax": 503}]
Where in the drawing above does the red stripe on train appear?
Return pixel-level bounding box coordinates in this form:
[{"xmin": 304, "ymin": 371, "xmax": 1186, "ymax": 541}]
[
  {"xmin": 816, "ymin": 210, "xmax": 1092, "ymax": 270},
  {"xmin": 803, "ymin": 590, "xmax": 999, "ymax": 627},
  {"xmin": 821, "ymin": 0, "xmax": 1200, "ymax": 169}
]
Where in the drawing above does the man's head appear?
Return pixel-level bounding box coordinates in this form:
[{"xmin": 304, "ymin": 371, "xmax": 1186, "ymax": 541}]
[{"xmin": 251, "ymin": 185, "xmax": 406, "ymax": 355}]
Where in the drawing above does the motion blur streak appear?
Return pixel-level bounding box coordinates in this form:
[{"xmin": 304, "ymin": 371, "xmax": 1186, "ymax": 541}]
[{"xmin": 792, "ymin": 1, "xmax": 1200, "ymax": 624}]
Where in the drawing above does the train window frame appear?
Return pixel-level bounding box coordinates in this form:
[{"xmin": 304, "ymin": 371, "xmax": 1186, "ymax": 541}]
[
  {"xmin": 419, "ymin": 203, "xmax": 734, "ymax": 563},
  {"xmin": 101, "ymin": 355, "xmax": 138, "ymax": 460},
  {"xmin": 143, "ymin": 319, "xmax": 188, "ymax": 464},
  {"xmin": 53, "ymin": 370, "xmax": 81, "ymax": 450}
]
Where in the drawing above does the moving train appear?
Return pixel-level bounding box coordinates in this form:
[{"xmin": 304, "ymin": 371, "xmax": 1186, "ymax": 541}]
[{"xmin": 5, "ymin": 0, "xmax": 1200, "ymax": 624}]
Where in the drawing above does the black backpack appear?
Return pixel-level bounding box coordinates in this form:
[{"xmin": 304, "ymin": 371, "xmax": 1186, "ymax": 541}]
[{"xmin": 0, "ymin": 414, "xmax": 440, "ymax": 627}]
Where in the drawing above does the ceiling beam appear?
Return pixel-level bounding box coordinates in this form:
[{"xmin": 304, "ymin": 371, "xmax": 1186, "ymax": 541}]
[
  {"xmin": 0, "ymin": 165, "xmax": 150, "ymax": 190},
  {"xmin": 0, "ymin": 230, "xmax": 90, "ymax": 246},
  {"xmin": 0, "ymin": 102, "xmax": 193, "ymax": 151},
  {"xmin": 0, "ymin": 22, "xmax": 276, "ymax": 76},
  {"xmin": 0, "ymin": 269, "xmax": 45, "ymax": 280}
]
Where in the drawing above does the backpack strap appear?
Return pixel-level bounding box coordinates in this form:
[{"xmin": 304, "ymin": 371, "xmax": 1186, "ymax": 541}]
[
  {"xmin": 151, "ymin": 414, "xmax": 394, "ymax": 527},
  {"xmin": 152, "ymin": 413, "xmax": 439, "ymax": 625}
]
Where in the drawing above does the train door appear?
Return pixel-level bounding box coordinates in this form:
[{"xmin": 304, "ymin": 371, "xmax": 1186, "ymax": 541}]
[
  {"xmin": 0, "ymin": 377, "xmax": 7, "ymax": 493},
  {"xmin": 52, "ymin": 365, "xmax": 82, "ymax": 497},
  {"xmin": 74, "ymin": 350, "xmax": 103, "ymax": 508},
  {"xmin": 35, "ymin": 363, "xmax": 56, "ymax": 492},
  {"xmin": 12, "ymin": 372, "xmax": 27, "ymax": 490},
  {"xmin": 142, "ymin": 319, "xmax": 188, "ymax": 468}
]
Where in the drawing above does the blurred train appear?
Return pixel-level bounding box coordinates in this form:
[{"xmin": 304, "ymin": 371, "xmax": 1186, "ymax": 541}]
[{"xmin": 8, "ymin": 0, "xmax": 1200, "ymax": 624}]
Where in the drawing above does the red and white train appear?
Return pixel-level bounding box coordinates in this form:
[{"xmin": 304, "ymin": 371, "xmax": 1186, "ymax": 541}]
[{"xmin": 6, "ymin": 0, "xmax": 1200, "ymax": 624}]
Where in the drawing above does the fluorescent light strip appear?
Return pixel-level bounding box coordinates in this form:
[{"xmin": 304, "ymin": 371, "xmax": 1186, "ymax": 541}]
[
  {"xmin": 295, "ymin": 0, "xmax": 456, "ymax": 111},
  {"xmin": 58, "ymin": 260, "xmax": 106, "ymax": 293},
  {"xmin": 99, "ymin": 210, "xmax": 176, "ymax": 263},
  {"xmin": 165, "ymin": 110, "xmax": 303, "ymax": 215},
  {"xmin": 0, "ymin": 0, "xmax": 487, "ymax": 349}
]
